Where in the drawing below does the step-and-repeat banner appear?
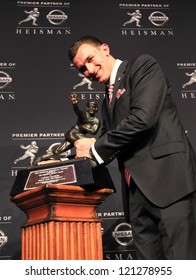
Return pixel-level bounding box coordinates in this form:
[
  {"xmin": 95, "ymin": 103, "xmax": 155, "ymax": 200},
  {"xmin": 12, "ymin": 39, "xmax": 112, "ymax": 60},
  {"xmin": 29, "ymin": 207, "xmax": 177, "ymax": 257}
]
[{"xmin": 0, "ymin": 0, "xmax": 195, "ymax": 260}]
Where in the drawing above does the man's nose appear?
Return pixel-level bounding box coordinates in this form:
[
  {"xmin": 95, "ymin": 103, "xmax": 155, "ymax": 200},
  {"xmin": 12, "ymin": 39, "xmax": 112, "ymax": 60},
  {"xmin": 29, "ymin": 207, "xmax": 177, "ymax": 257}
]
[{"xmin": 86, "ymin": 63, "xmax": 94, "ymax": 74}]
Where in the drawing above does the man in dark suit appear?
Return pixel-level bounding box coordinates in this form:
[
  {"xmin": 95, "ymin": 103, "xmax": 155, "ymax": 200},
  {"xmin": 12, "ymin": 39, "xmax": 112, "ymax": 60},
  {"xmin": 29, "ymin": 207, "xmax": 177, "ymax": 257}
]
[{"xmin": 68, "ymin": 35, "xmax": 196, "ymax": 259}]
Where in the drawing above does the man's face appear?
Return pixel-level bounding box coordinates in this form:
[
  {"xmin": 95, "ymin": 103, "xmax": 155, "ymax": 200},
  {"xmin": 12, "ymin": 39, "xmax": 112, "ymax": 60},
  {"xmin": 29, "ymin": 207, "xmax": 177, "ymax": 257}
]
[{"xmin": 73, "ymin": 43, "xmax": 112, "ymax": 84}]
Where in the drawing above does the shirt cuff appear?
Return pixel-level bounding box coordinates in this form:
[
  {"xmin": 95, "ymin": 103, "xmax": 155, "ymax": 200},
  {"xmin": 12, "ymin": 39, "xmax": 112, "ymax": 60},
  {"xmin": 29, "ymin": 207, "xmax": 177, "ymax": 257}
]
[{"xmin": 91, "ymin": 143, "xmax": 104, "ymax": 164}]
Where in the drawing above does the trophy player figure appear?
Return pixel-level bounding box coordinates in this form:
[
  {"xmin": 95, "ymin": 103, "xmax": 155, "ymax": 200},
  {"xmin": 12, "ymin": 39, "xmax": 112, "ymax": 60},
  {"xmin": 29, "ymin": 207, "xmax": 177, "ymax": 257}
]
[{"xmin": 33, "ymin": 93, "xmax": 100, "ymax": 165}]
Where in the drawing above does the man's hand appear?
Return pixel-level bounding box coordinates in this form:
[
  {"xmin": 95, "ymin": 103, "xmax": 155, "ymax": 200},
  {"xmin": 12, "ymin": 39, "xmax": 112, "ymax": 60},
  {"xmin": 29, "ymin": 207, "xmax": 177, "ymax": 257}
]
[{"xmin": 74, "ymin": 137, "xmax": 96, "ymax": 158}]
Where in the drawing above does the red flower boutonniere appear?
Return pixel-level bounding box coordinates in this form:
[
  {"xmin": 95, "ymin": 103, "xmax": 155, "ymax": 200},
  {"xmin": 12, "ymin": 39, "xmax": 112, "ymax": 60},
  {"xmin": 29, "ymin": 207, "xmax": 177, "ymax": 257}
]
[{"xmin": 116, "ymin": 88, "xmax": 126, "ymax": 99}]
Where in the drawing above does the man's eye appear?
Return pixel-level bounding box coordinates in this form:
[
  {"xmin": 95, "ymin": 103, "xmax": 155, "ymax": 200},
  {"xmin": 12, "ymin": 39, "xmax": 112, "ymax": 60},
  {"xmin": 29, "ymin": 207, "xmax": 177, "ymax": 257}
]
[
  {"xmin": 79, "ymin": 66, "xmax": 87, "ymax": 73},
  {"xmin": 88, "ymin": 57, "xmax": 94, "ymax": 63}
]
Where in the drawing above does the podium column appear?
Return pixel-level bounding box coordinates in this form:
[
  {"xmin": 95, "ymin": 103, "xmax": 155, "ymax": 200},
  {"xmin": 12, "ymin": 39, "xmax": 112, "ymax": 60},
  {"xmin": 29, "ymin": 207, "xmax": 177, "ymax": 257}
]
[{"xmin": 11, "ymin": 184, "xmax": 113, "ymax": 260}]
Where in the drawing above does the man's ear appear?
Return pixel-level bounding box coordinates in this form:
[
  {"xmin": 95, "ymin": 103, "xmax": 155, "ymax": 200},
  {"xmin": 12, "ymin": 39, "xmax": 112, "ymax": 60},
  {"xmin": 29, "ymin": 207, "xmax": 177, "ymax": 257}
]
[{"xmin": 101, "ymin": 43, "xmax": 110, "ymax": 56}]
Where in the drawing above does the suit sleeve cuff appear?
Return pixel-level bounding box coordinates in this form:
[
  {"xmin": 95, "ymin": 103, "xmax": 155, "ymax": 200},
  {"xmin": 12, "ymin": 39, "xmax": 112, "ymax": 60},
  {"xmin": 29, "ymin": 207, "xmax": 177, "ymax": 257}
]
[{"xmin": 91, "ymin": 144, "xmax": 104, "ymax": 164}]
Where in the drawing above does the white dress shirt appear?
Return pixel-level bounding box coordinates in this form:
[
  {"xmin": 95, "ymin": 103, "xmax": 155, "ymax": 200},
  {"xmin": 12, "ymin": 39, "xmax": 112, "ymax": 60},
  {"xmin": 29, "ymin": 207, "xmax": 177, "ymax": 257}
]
[{"xmin": 91, "ymin": 59, "xmax": 122, "ymax": 164}]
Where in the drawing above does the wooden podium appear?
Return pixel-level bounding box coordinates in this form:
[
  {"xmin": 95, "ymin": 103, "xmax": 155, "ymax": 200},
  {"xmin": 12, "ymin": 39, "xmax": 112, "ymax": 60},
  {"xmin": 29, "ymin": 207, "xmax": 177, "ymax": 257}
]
[{"xmin": 11, "ymin": 183, "xmax": 113, "ymax": 260}]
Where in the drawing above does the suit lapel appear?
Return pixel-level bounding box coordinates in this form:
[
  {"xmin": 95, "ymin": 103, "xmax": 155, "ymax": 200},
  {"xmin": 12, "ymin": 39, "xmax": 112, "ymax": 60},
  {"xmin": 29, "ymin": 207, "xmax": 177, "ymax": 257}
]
[{"xmin": 111, "ymin": 61, "xmax": 128, "ymax": 110}]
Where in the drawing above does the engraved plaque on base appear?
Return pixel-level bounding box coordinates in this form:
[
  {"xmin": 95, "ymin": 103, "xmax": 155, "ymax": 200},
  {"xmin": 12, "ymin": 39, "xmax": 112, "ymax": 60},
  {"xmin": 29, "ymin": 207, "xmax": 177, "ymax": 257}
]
[
  {"xmin": 10, "ymin": 157, "xmax": 115, "ymax": 196},
  {"xmin": 24, "ymin": 163, "xmax": 77, "ymax": 191}
]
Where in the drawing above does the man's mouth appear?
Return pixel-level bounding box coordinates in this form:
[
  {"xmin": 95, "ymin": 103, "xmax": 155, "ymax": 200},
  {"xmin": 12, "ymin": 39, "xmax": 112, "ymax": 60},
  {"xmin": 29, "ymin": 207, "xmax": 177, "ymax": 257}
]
[{"xmin": 88, "ymin": 68, "xmax": 101, "ymax": 82}]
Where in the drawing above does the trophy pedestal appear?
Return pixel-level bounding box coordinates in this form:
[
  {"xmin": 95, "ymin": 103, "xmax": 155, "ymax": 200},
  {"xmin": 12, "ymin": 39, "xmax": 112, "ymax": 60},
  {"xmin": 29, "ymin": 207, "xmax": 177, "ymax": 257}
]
[
  {"xmin": 10, "ymin": 158, "xmax": 115, "ymax": 260},
  {"xmin": 11, "ymin": 183, "xmax": 113, "ymax": 260}
]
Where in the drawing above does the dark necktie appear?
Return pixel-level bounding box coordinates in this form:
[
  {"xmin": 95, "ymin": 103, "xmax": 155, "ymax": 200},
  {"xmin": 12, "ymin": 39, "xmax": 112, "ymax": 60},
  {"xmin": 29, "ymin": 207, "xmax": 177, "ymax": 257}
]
[{"xmin": 124, "ymin": 167, "xmax": 131, "ymax": 186}]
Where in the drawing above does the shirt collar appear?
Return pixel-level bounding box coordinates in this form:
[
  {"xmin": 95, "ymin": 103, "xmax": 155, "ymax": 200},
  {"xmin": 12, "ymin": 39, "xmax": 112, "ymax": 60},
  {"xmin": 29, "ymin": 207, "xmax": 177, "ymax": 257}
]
[{"xmin": 109, "ymin": 59, "xmax": 122, "ymax": 85}]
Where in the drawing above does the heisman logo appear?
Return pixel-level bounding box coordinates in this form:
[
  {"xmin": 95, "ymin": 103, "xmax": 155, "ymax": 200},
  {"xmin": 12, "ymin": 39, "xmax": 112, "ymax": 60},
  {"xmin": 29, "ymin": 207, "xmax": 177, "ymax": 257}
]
[
  {"xmin": 18, "ymin": 7, "xmax": 40, "ymax": 26},
  {"xmin": 0, "ymin": 230, "xmax": 8, "ymax": 250},
  {"xmin": 73, "ymin": 73, "xmax": 94, "ymax": 91},
  {"xmin": 14, "ymin": 141, "xmax": 39, "ymax": 166},
  {"xmin": 182, "ymin": 69, "xmax": 196, "ymax": 89}
]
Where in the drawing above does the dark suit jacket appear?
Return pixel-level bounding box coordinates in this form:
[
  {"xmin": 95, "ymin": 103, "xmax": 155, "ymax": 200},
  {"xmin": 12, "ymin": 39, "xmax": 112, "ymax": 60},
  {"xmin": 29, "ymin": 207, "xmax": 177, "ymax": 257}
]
[{"xmin": 94, "ymin": 54, "xmax": 196, "ymax": 221}]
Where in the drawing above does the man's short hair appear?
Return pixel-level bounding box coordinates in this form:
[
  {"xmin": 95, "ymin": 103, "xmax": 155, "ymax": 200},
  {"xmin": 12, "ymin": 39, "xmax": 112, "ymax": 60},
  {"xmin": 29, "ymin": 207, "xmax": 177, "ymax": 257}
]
[{"xmin": 68, "ymin": 35, "xmax": 103, "ymax": 62}]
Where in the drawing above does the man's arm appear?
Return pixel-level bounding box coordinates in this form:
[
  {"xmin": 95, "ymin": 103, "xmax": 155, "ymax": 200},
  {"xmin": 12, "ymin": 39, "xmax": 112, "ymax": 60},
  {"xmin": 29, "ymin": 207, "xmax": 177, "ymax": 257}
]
[{"xmin": 93, "ymin": 55, "xmax": 168, "ymax": 165}]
